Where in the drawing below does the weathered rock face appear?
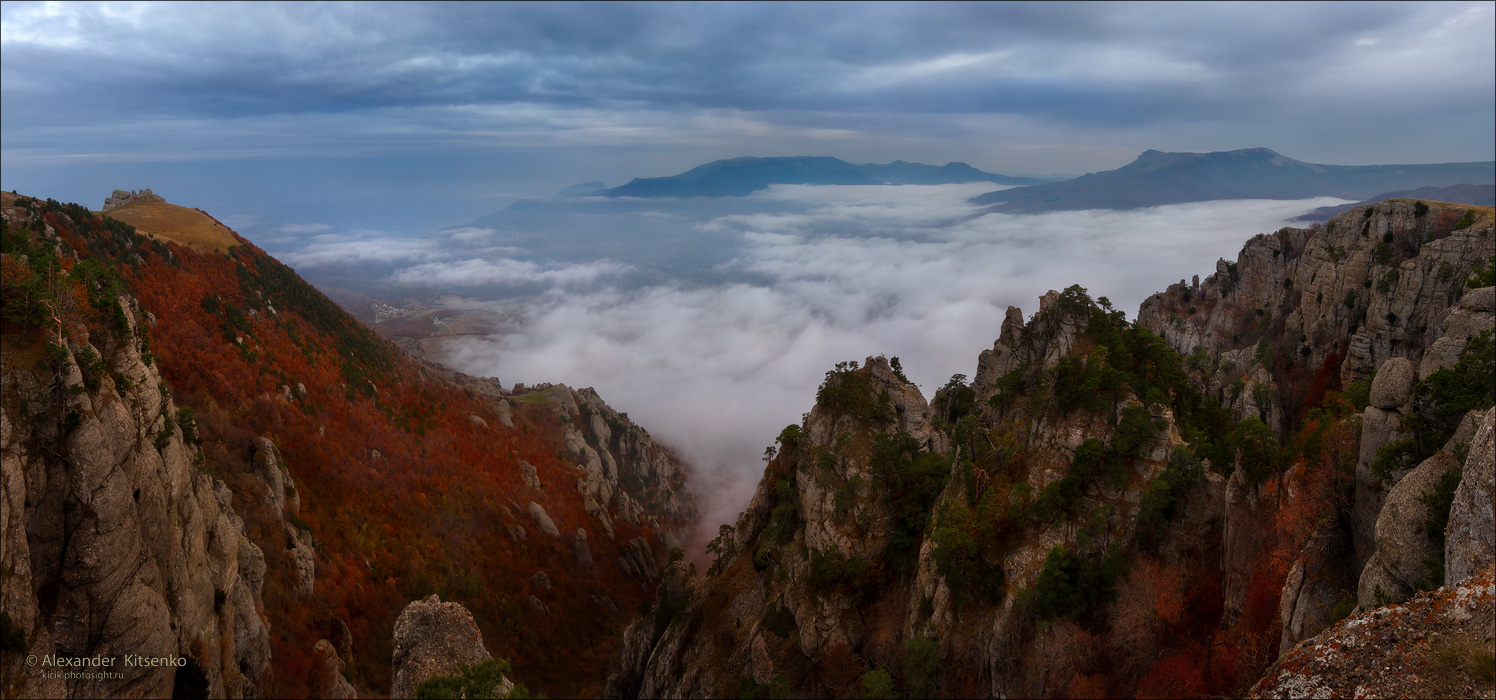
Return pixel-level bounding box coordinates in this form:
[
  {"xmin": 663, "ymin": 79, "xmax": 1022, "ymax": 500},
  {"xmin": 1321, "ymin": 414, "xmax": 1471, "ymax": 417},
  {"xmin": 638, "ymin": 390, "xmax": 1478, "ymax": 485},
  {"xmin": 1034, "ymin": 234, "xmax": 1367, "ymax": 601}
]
[
  {"xmin": 1351, "ymin": 357, "xmax": 1420, "ymax": 571},
  {"xmin": 1140, "ymin": 201, "xmax": 1494, "ymax": 389},
  {"xmin": 614, "ymin": 324, "xmax": 1197, "ymax": 699},
  {"xmin": 390, "ymin": 594, "xmax": 501, "ymax": 699},
  {"xmin": 516, "ymin": 381, "xmax": 697, "ymax": 550},
  {"xmin": 1253, "ymin": 566, "xmax": 1496, "ymax": 700},
  {"xmin": 527, "ymin": 502, "xmax": 561, "ymax": 539},
  {"xmin": 102, "ymin": 188, "xmax": 165, "ymax": 211},
  {"xmin": 312, "ymin": 638, "xmax": 358, "ymax": 699},
  {"xmin": 0, "ymin": 298, "xmax": 271, "ymax": 698},
  {"xmin": 1446, "ymin": 408, "xmax": 1496, "ymax": 584},
  {"xmin": 1357, "ymin": 407, "xmax": 1487, "ymax": 609},
  {"xmin": 1277, "ymin": 523, "xmax": 1356, "ymax": 654}
]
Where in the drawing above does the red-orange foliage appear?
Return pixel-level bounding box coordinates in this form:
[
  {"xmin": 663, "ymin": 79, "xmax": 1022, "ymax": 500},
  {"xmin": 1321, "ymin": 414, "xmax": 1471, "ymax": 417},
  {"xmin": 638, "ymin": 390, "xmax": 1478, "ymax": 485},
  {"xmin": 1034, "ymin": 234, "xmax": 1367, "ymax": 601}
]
[
  {"xmin": 27, "ymin": 210, "xmax": 676, "ymax": 698},
  {"xmin": 1066, "ymin": 672, "xmax": 1108, "ymax": 699},
  {"xmin": 1136, "ymin": 653, "xmax": 1206, "ymax": 699}
]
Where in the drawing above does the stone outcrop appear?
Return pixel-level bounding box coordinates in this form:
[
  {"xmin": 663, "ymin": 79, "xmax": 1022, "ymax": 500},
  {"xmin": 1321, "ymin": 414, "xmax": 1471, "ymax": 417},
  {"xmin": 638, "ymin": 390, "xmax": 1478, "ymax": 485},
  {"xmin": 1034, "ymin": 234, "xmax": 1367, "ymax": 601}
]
[
  {"xmin": 1277, "ymin": 522, "xmax": 1356, "ymax": 654},
  {"xmin": 618, "ymin": 537, "xmax": 659, "ymax": 580},
  {"xmin": 102, "ymin": 188, "xmax": 165, "ymax": 211},
  {"xmin": 1446, "ymin": 408, "xmax": 1496, "ymax": 583},
  {"xmin": 0, "ymin": 289, "xmax": 271, "ymax": 698},
  {"xmin": 571, "ymin": 527, "xmax": 595, "ymax": 567},
  {"xmin": 527, "ymin": 502, "xmax": 561, "ymax": 538},
  {"xmin": 390, "ymin": 594, "xmax": 504, "ymax": 699},
  {"xmin": 1357, "ymin": 415, "xmax": 1476, "ymax": 608},
  {"xmin": 598, "ymin": 201, "xmax": 1493, "ymax": 699},
  {"xmin": 1253, "ymin": 566, "xmax": 1496, "ymax": 700},
  {"xmin": 312, "ymin": 638, "xmax": 358, "ymax": 699}
]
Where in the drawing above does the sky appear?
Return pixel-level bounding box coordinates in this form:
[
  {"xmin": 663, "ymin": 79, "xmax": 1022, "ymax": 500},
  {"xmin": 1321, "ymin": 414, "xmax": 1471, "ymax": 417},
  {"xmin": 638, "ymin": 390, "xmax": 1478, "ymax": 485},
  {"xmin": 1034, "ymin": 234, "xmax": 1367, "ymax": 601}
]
[
  {"xmin": 4, "ymin": 0, "xmax": 1494, "ymax": 539},
  {"xmin": 2, "ymin": 1, "xmax": 1494, "ymax": 235}
]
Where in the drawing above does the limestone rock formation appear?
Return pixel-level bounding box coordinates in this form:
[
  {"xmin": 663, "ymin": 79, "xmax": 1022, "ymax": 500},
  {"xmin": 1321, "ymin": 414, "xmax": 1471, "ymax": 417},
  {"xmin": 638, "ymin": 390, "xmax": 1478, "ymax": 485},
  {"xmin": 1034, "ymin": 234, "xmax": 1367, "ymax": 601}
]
[
  {"xmin": 1446, "ymin": 408, "xmax": 1496, "ymax": 583},
  {"xmin": 102, "ymin": 188, "xmax": 165, "ymax": 210},
  {"xmin": 390, "ymin": 594, "xmax": 495, "ymax": 699},
  {"xmin": 1357, "ymin": 432, "xmax": 1465, "ymax": 608},
  {"xmin": 312, "ymin": 638, "xmax": 358, "ymax": 699},
  {"xmin": 1277, "ymin": 524, "xmax": 1356, "ymax": 654},
  {"xmin": 0, "ymin": 290, "xmax": 272, "ymax": 698},
  {"xmin": 528, "ymin": 502, "xmax": 561, "ymax": 538}
]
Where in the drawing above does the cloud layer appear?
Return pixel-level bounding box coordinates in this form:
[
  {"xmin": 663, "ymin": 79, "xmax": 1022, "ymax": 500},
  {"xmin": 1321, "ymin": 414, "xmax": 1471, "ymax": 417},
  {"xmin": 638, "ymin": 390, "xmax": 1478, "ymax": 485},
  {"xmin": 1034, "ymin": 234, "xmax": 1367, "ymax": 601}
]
[{"xmin": 416, "ymin": 185, "xmax": 1348, "ymax": 535}]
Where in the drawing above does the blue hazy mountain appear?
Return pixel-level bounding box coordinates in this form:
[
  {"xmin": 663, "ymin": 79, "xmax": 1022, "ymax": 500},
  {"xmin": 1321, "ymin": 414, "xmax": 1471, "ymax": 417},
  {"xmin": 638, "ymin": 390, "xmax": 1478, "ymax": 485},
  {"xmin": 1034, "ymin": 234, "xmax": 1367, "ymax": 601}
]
[
  {"xmin": 970, "ymin": 148, "xmax": 1496, "ymax": 213},
  {"xmin": 856, "ymin": 160, "xmax": 1046, "ymax": 186},
  {"xmin": 557, "ymin": 181, "xmax": 608, "ymax": 197},
  {"xmin": 599, "ymin": 156, "xmax": 1044, "ymax": 198}
]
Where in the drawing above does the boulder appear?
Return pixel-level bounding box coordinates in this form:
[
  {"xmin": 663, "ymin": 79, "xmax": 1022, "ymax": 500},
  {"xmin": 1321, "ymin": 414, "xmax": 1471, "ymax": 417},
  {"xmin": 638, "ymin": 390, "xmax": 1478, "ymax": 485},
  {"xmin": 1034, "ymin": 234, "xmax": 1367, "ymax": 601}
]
[
  {"xmin": 527, "ymin": 502, "xmax": 561, "ymax": 538},
  {"xmin": 571, "ymin": 528, "xmax": 594, "ymax": 567},
  {"xmin": 390, "ymin": 595, "xmax": 492, "ymax": 699},
  {"xmin": 495, "ymin": 399, "xmax": 515, "ymax": 429}
]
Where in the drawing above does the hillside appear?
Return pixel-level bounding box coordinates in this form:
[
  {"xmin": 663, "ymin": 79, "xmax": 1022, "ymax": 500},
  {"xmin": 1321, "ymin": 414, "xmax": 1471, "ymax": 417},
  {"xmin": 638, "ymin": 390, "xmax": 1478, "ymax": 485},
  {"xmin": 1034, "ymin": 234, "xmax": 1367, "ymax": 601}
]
[
  {"xmin": 0, "ymin": 191, "xmax": 697, "ymax": 698},
  {"xmin": 1292, "ymin": 184, "xmax": 1496, "ymax": 222},
  {"xmin": 970, "ymin": 148, "xmax": 1496, "ymax": 213},
  {"xmin": 599, "ymin": 156, "xmax": 1043, "ymax": 198},
  {"xmin": 94, "ymin": 197, "xmax": 240, "ymax": 253},
  {"xmin": 608, "ymin": 198, "xmax": 1496, "ymax": 698}
]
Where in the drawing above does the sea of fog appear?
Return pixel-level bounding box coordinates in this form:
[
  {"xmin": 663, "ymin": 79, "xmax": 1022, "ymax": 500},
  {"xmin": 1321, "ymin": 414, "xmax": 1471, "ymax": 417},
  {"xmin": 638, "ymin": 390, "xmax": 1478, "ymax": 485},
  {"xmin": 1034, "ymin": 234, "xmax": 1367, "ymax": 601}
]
[{"xmin": 280, "ymin": 183, "xmax": 1352, "ymax": 547}]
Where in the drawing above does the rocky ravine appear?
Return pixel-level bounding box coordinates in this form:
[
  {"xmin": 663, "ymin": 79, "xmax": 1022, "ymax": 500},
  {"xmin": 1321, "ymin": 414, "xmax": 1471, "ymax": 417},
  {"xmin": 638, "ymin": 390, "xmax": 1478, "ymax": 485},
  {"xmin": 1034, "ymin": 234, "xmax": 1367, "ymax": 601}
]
[{"xmin": 609, "ymin": 200, "xmax": 1494, "ymax": 698}]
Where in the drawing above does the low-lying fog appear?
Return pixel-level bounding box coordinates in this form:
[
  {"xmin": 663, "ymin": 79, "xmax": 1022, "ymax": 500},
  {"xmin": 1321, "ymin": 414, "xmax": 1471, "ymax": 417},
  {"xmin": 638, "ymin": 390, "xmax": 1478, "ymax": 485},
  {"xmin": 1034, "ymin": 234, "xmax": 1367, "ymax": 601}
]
[{"xmin": 282, "ymin": 184, "xmax": 1350, "ymax": 546}]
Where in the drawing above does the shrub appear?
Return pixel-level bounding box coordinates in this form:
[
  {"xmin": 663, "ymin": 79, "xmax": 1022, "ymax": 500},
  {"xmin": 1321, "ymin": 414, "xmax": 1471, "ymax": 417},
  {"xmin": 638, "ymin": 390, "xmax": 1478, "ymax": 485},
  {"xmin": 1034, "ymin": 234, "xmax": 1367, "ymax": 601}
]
[
  {"xmin": 759, "ymin": 603, "xmax": 797, "ymax": 639},
  {"xmin": 1114, "ymin": 405, "xmax": 1165, "ymax": 458},
  {"xmin": 903, "ymin": 636, "xmax": 943, "ymax": 699},
  {"xmin": 415, "ymin": 658, "xmax": 528, "ymax": 699},
  {"xmin": 806, "ymin": 546, "xmax": 870, "ymax": 599},
  {"xmin": 870, "ymin": 432, "xmax": 949, "ymax": 574},
  {"xmin": 1453, "ymin": 209, "xmax": 1478, "ymax": 230},
  {"xmin": 1032, "ymin": 546, "xmax": 1126, "ymax": 620},
  {"xmin": 1233, "ymin": 416, "xmax": 1279, "ymax": 484},
  {"xmin": 1419, "ymin": 467, "xmax": 1463, "ymax": 553},
  {"xmin": 1343, "ymin": 373, "xmax": 1376, "ymax": 411},
  {"xmin": 860, "ymin": 669, "xmax": 896, "ymax": 699}
]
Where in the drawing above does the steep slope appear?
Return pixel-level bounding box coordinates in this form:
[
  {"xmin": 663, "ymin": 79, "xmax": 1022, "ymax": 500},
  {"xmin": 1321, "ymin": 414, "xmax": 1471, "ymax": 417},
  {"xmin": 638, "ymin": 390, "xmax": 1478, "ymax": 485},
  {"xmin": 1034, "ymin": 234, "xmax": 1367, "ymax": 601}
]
[
  {"xmin": 94, "ymin": 197, "xmax": 240, "ymax": 253},
  {"xmin": 1252, "ymin": 565, "xmax": 1495, "ymax": 699},
  {"xmin": 611, "ymin": 198, "xmax": 1494, "ymax": 698},
  {"xmin": 0, "ymin": 192, "xmax": 698, "ymax": 698},
  {"xmin": 971, "ymin": 148, "xmax": 1495, "ymax": 213}
]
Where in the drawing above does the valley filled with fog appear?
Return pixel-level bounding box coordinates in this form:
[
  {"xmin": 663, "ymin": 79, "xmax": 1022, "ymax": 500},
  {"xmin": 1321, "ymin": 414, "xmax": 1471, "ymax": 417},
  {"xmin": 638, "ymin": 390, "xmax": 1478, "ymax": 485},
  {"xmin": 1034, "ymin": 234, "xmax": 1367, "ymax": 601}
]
[{"xmin": 282, "ymin": 185, "xmax": 1350, "ymax": 534}]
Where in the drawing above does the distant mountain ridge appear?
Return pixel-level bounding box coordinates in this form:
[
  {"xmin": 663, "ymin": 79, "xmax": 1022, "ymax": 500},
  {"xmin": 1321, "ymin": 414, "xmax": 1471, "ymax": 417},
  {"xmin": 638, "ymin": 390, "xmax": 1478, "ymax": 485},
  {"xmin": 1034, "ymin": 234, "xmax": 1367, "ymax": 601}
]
[
  {"xmin": 599, "ymin": 156, "xmax": 1044, "ymax": 198},
  {"xmin": 971, "ymin": 147, "xmax": 1496, "ymax": 213},
  {"xmin": 1291, "ymin": 183, "xmax": 1496, "ymax": 222}
]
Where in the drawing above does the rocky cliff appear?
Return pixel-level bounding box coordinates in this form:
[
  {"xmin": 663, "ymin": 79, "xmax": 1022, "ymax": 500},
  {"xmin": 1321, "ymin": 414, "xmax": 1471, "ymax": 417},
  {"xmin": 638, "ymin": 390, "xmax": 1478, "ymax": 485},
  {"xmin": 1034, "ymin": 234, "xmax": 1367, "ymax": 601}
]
[
  {"xmin": 0, "ymin": 214, "xmax": 271, "ymax": 697},
  {"xmin": 610, "ymin": 200, "xmax": 1495, "ymax": 698}
]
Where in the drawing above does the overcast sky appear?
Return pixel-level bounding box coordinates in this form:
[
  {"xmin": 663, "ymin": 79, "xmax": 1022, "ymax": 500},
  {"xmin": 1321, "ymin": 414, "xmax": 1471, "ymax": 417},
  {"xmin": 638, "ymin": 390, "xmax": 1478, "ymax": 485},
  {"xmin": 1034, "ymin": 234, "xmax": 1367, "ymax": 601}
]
[{"xmin": 2, "ymin": 1, "xmax": 1493, "ymax": 235}]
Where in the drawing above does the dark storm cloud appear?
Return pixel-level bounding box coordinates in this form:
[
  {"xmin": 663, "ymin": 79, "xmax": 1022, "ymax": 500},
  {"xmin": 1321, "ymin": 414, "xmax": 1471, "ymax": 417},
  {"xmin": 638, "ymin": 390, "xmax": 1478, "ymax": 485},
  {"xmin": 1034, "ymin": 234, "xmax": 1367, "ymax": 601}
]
[{"xmin": 3, "ymin": 1, "xmax": 1492, "ymax": 176}]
